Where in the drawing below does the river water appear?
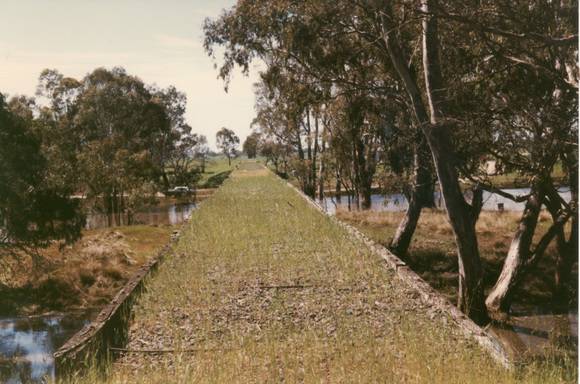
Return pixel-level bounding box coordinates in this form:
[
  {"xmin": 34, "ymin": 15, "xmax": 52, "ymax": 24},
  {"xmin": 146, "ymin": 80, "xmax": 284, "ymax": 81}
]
[
  {"xmin": 85, "ymin": 201, "xmax": 197, "ymax": 230},
  {"xmin": 488, "ymin": 306, "xmax": 577, "ymax": 359},
  {"xmin": 0, "ymin": 313, "xmax": 92, "ymax": 383},
  {"xmin": 321, "ymin": 188, "xmax": 572, "ymax": 214}
]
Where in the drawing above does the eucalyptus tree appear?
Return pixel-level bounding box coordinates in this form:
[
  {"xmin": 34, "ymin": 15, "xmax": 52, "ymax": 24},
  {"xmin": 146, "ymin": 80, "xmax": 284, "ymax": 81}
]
[
  {"xmin": 372, "ymin": 0, "xmax": 578, "ymax": 320},
  {"xmin": 35, "ymin": 69, "xmax": 84, "ymax": 195},
  {"xmin": 204, "ymin": 0, "xmax": 437, "ymax": 253},
  {"xmin": 192, "ymin": 134, "xmax": 209, "ymax": 172},
  {"xmin": 258, "ymin": 137, "xmax": 291, "ymax": 174},
  {"xmin": 165, "ymin": 129, "xmax": 204, "ymax": 187},
  {"xmin": 243, "ymin": 132, "xmax": 260, "ymax": 158},
  {"xmin": 150, "ymin": 85, "xmax": 191, "ymax": 189},
  {"xmin": 254, "ymin": 64, "xmax": 328, "ymax": 197},
  {"xmin": 216, "ymin": 127, "xmax": 240, "ymax": 165},
  {"xmin": 70, "ymin": 67, "xmax": 171, "ymax": 224},
  {"xmin": 205, "ymin": 0, "xmax": 578, "ymax": 322},
  {"xmin": 0, "ymin": 94, "xmax": 83, "ymax": 246},
  {"xmin": 437, "ymin": 0, "xmax": 580, "ymax": 315}
]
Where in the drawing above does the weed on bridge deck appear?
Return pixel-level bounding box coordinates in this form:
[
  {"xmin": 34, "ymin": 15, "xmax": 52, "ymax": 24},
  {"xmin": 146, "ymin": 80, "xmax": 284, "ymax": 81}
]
[{"xmin": 74, "ymin": 163, "xmax": 574, "ymax": 383}]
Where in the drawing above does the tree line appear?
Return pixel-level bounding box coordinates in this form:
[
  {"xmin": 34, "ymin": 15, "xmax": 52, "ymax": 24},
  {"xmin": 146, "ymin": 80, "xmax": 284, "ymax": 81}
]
[
  {"xmin": 1, "ymin": 67, "xmax": 209, "ymax": 246},
  {"xmin": 206, "ymin": 0, "xmax": 578, "ymax": 323}
]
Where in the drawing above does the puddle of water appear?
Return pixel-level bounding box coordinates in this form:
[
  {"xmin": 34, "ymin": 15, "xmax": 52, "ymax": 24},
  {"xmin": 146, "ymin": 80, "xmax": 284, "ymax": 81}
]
[
  {"xmin": 321, "ymin": 188, "xmax": 571, "ymax": 214},
  {"xmin": 85, "ymin": 202, "xmax": 197, "ymax": 230},
  {"xmin": 0, "ymin": 313, "xmax": 91, "ymax": 383},
  {"xmin": 488, "ymin": 307, "xmax": 578, "ymax": 359}
]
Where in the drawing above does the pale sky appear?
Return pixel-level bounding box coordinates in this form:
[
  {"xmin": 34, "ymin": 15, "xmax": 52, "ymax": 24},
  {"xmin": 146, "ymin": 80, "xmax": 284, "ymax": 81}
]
[{"xmin": 0, "ymin": 0, "xmax": 260, "ymax": 149}]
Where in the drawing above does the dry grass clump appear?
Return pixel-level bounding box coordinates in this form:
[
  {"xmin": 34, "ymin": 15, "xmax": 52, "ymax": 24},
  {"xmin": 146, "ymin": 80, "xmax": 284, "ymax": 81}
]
[
  {"xmin": 64, "ymin": 163, "xmax": 575, "ymax": 383},
  {"xmin": 0, "ymin": 225, "xmax": 171, "ymax": 315}
]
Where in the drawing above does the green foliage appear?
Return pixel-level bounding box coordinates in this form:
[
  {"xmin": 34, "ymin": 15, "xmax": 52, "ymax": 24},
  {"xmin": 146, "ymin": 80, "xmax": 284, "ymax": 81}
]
[
  {"xmin": 33, "ymin": 67, "xmax": 205, "ymax": 222},
  {"xmin": 242, "ymin": 132, "xmax": 260, "ymax": 158},
  {"xmin": 0, "ymin": 94, "xmax": 84, "ymax": 246},
  {"xmin": 216, "ymin": 127, "xmax": 240, "ymax": 165}
]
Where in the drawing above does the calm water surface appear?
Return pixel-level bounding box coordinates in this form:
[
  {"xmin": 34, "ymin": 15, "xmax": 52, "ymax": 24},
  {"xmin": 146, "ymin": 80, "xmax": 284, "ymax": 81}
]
[
  {"xmin": 489, "ymin": 306, "xmax": 577, "ymax": 359},
  {"xmin": 0, "ymin": 313, "xmax": 92, "ymax": 383},
  {"xmin": 85, "ymin": 202, "xmax": 197, "ymax": 230},
  {"xmin": 321, "ymin": 188, "xmax": 572, "ymax": 214}
]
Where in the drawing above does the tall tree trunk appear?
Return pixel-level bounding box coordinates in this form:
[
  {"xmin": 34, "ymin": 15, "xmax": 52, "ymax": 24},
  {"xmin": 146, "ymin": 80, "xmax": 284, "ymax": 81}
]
[
  {"xmin": 312, "ymin": 113, "xmax": 319, "ymax": 198},
  {"xmin": 390, "ymin": 137, "xmax": 434, "ymax": 255},
  {"xmin": 318, "ymin": 123, "xmax": 326, "ymax": 201},
  {"xmin": 360, "ymin": 181, "xmax": 372, "ymax": 209},
  {"xmin": 381, "ymin": 0, "xmax": 487, "ymax": 322},
  {"xmin": 162, "ymin": 171, "xmax": 170, "ymax": 190},
  {"xmin": 335, "ymin": 166, "xmax": 342, "ymax": 202},
  {"xmin": 553, "ymin": 212, "xmax": 578, "ymax": 307},
  {"xmin": 546, "ymin": 158, "xmax": 578, "ymax": 307},
  {"xmin": 351, "ymin": 140, "xmax": 362, "ymax": 209},
  {"xmin": 357, "ymin": 137, "xmax": 373, "ymax": 209},
  {"xmin": 297, "ymin": 139, "xmax": 304, "ymax": 160},
  {"xmin": 485, "ymin": 188, "xmax": 543, "ymax": 316}
]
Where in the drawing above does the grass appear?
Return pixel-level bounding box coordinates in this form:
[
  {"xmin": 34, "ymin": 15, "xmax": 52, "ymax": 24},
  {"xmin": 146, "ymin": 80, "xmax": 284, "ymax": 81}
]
[
  {"xmin": 63, "ymin": 161, "xmax": 575, "ymax": 383},
  {"xmin": 0, "ymin": 225, "xmax": 172, "ymax": 315}
]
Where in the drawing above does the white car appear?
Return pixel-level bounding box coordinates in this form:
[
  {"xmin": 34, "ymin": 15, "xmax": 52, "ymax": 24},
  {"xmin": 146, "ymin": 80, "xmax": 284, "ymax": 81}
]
[{"xmin": 166, "ymin": 186, "xmax": 192, "ymax": 196}]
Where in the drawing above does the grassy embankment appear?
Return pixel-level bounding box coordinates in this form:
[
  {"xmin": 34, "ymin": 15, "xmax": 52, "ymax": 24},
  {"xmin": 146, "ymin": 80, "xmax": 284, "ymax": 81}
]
[{"xmin": 70, "ymin": 162, "xmax": 573, "ymax": 383}]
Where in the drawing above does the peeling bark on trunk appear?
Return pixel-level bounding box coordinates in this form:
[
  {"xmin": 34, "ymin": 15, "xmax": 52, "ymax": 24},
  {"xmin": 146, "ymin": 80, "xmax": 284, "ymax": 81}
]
[
  {"xmin": 426, "ymin": 126, "xmax": 487, "ymax": 322},
  {"xmin": 485, "ymin": 189, "xmax": 543, "ymax": 316}
]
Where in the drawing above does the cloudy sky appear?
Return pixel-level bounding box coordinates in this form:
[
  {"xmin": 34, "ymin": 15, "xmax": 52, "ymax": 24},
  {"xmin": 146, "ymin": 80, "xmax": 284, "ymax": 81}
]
[{"xmin": 0, "ymin": 0, "xmax": 260, "ymax": 149}]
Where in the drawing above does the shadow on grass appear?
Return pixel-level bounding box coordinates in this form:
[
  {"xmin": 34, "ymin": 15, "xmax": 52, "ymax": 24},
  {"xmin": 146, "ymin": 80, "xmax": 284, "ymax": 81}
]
[{"xmin": 200, "ymin": 170, "xmax": 232, "ymax": 189}]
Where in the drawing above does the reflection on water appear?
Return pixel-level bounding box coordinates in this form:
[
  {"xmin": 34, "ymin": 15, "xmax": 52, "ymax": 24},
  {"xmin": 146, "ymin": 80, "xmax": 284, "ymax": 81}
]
[
  {"xmin": 85, "ymin": 202, "xmax": 197, "ymax": 230},
  {"xmin": 489, "ymin": 307, "xmax": 578, "ymax": 359},
  {"xmin": 321, "ymin": 188, "xmax": 572, "ymax": 214},
  {"xmin": 0, "ymin": 313, "xmax": 91, "ymax": 383}
]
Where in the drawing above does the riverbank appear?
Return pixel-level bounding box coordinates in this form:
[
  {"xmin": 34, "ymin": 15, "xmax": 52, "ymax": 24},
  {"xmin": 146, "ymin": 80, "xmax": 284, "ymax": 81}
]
[
  {"xmin": 71, "ymin": 162, "xmax": 574, "ymax": 383},
  {"xmin": 335, "ymin": 209, "xmax": 577, "ymax": 311},
  {"xmin": 336, "ymin": 209, "xmax": 577, "ymax": 361},
  {"xmin": 0, "ymin": 225, "xmax": 172, "ymax": 316}
]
